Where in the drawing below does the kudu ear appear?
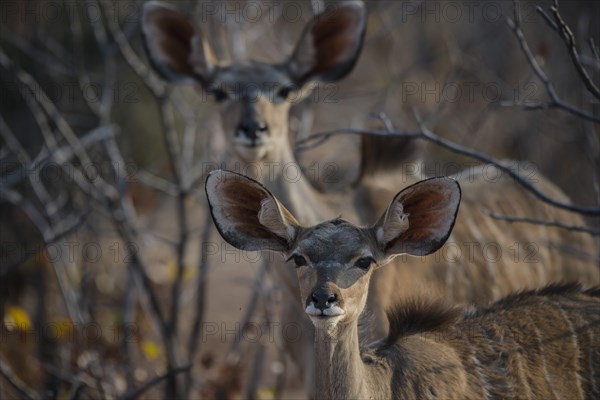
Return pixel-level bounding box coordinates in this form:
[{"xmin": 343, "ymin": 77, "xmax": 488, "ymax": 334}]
[
  {"xmin": 373, "ymin": 178, "xmax": 461, "ymax": 257},
  {"xmin": 286, "ymin": 1, "xmax": 366, "ymax": 86},
  {"xmin": 205, "ymin": 170, "xmax": 300, "ymax": 252},
  {"xmin": 141, "ymin": 1, "xmax": 216, "ymax": 85}
]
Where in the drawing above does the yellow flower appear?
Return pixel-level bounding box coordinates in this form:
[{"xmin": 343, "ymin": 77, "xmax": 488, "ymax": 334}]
[
  {"xmin": 4, "ymin": 306, "xmax": 32, "ymax": 331},
  {"xmin": 142, "ymin": 340, "xmax": 160, "ymax": 360}
]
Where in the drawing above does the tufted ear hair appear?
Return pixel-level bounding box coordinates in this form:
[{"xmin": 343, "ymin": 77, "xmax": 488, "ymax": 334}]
[
  {"xmin": 373, "ymin": 178, "xmax": 461, "ymax": 257},
  {"xmin": 286, "ymin": 1, "xmax": 367, "ymax": 86},
  {"xmin": 141, "ymin": 1, "xmax": 216, "ymax": 85},
  {"xmin": 205, "ymin": 170, "xmax": 299, "ymax": 252}
]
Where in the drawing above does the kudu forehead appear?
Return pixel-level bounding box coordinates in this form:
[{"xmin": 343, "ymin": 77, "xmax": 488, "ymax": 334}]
[
  {"xmin": 295, "ymin": 219, "xmax": 375, "ymax": 264},
  {"xmin": 209, "ymin": 62, "xmax": 292, "ymax": 97}
]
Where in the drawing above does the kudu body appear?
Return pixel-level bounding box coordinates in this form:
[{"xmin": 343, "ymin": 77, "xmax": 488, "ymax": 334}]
[
  {"xmin": 206, "ymin": 171, "xmax": 600, "ymax": 400},
  {"xmin": 142, "ymin": 0, "xmax": 599, "ymax": 393}
]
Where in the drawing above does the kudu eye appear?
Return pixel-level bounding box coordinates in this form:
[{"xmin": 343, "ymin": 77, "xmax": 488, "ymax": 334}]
[
  {"xmin": 288, "ymin": 254, "xmax": 307, "ymax": 267},
  {"xmin": 277, "ymin": 85, "xmax": 294, "ymax": 100},
  {"xmin": 212, "ymin": 88, "xmax": 229, "ymax": 103},
  {"xmin": 354, "ymin": 257, "xmax": 375, "ymax": 271}
]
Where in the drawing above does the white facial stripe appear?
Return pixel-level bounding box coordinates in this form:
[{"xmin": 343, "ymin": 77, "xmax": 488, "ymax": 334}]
[
  {"xmin": 234, "ymin": 136, "xmax": 268, "ymax": 146},
  {"xmin": 305, "ymin": 304, "xmax": 322, "ymax": 316},
  {"xmin": 233, "ymin": 144, "xmax": 270, "ymax": 162},
  {"xmin": 305, "ymin": 304, "xmax": 345, "ymax": 317},
  {"xmin": 310, "ymin": 315, "xmax": 344, "ymax": 332},
  {"xmin": 323, "ymin": 305, "xmax": 345, "ymax": 316}
]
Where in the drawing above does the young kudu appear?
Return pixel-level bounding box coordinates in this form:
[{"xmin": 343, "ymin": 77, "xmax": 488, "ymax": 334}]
[
  {"xmin": 207, "ymin": 170, "xmax": 600, "ymax": 400},
  {"xmin": 142, "ymin": 0, "xmax": 598, "ymax": 393}
]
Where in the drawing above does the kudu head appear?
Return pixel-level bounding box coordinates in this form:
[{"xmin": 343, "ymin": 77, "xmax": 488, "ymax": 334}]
[
  {"xmin": 142, "ymin": 1, "xmax": 367, "ymax": 163},
  {"xmin": 205, "ymin": 170, "xmax": 461, "ymax": 332}
]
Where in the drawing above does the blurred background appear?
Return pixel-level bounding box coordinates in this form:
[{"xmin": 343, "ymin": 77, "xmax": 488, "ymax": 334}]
[{"xmin": 0, "ymin": 0, "xmax": 598, "ymax": 398}]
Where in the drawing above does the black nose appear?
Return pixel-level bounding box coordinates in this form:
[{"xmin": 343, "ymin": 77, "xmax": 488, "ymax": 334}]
[
  {"xmin": 311, "ymin": 291, "xmax": 338, "ymax": 311},
  {"xmin": 237, "ymin": 121, "xmax": 268, "ymax": 140}
]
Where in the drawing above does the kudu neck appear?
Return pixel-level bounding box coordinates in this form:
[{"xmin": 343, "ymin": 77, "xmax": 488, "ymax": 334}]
[
  {"xmin": 230, "ymin": 134, "xmax": 324, "ymax": 225},
  {"xmin": 314, "ymin": 321, "xmax": 370, "ymax": 399}
]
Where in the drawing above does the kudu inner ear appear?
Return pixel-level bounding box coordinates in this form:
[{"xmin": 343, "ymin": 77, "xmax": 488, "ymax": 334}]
[
  {"xmin": 375, "ymin": 178, "xmax": 461, "ymax": 257},
  {"xmin": 141, "ymin": 1, "xmax": 214, "ymax": 85},
  {"xmin": 287, "ymin": 1, "xmax": 366, "ymax": 85},
  {"xmin": 205, "ymin": 171, "xmax": 299, "ymax": 252}
]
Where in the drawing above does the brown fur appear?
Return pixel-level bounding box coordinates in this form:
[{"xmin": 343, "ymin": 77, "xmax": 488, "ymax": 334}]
[
  {"xmin": 357, "ymin": 134, "xmax": 424, "ymax": 186},
  {"xmin": 383, "ymin": 299, "xmax": 462, "ymax": 347},
  {"xmin": 364, "ymin": 165, "xmax": 600, "ymax": 339},
  {"xmin": 369, "ymin": 283, "xmax": 600, "ymax": 400}
]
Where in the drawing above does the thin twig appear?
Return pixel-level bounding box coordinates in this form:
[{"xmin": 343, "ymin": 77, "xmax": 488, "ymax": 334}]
[
  {"xmin": 589, "ymin": 38, "xmax": 600, "ymax": 62},
  {"xmin": 0, "ymin": 359, "xmax": 40, "ymax": 400},
  {"xmin": 295, "ymin": 128, "xmax": 421, "ymax": 153},
  {"xmin": 183, "ymin": 207, "xmax": 213, "ymax": 397},
  {"xmin": 0, "ymin": 26, "xmax": 76, "ymax": 75},
  {"xmin": 0, "ymin": 49, "xmax": 101, "ymax": 170},
  {"xmin": 535, "ymin": 6, "xmax": 558, "ymax": 33},
  {"xmin": 0, "ymin": 124, "xmax": 115, "ymax": 205},
  {"xmin": 0, "ymin": 115, "xmax": 59, "ymax": 219},
  {"xmin": 99, "ymin": 0, "xmax": 164, "ymax": 96},
  {"xmin": 156, "ymin": 92, "xmax": 189, "ymax": 398},
  {"xmin": 0, "ymin": 188, "xmax": 52, "ymax": 240},
  {"xmin": 548, "ymin": 0, "xmax": 600, "ymax": 99},
  {"xmin": 135, "ymin": 170, "xmax": 179, "ymax": 196},
  {"xmin": 371, "ymin": 112, "xmax": 395, "ymax": 132},
  {"xmin": 0, "ymin": 214, "xmax": 87, "ymax": 277},
  {"xmin": 413, "ymin": 110, "xmax": 600, "ymax": 216},
  {"xmin": 505, "ymin": 2, "xmax": 600, "ymax": 122},
  {"xmin": 121, "ymin": 268, "xmax": 136, "ymax": 391},
  {"xmin": 297, "ymin": 122, "xmax": 600, "ymax": 217},
  {"xmin": 120, "ymin": 364, "xmax": 192, "ymax": 400},
  {"xmin": 42, "ymin": 363, "xmax": 103, "ymax": 396}
]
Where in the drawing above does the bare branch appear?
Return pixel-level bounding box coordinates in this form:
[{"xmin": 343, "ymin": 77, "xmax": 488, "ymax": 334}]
[
  {"xmin": 183, "ymin": 208, "xmax": 213, "ymax": 397},
  {"xmin": 415, "ymin": 110, "xmax": 600, "ymax": 217},
  {"xmin": 155, "ymin": 93, "xmax": 190, "ymax": 397},
  {"xmin": 296, "ymin": 128, "xmax": 421, "ymax": 153},
  {"xmin": 121, "ymin": 270, "xmax": 137, "ymax": 391},
  {"xmin": 371, "ymin": 112, "xmax": 395, "ymax": 132},
  {"xmin": 121, "ymin": 364, "xmax": 192, "ymax": 400},
  {"xmin": 136, "ymin": 170, "xmax": 179, "ymax": 196},
  {"xmin": 0, "ymin": 358, "xmax": 41, "ymax": 400},
  {"xmin": 589, "ymin": 38, "xmax": 600, "ymax": 62},
  {"xmin": 98, "ymin": 0, "xmax": 165, "ymax": 96},
  {"xmin": 0, "ymin": 124, "xmax": 114, "ymax": 196},
  {"xmin": 0, "ymin": 214, "xmax": 87, "ymax": 278},
  {"xmin": 535, "ymin": 6, "xmax": 558, "ymax": 33},
  {"xmin": 505, "ymin": 2, "xmax": 600, "ymax": 122},
  {"xmin": 297, "ymin": 121, "xmax": 600, "ymax": 217},
  {"xmin": 0, "ymin": 188, "xmax": 51, "ymax": 240},
  {"xmin": 0, "ymin": 25, "xmax": 76, "ymax": 75},
  {"xmin": 0, "ymin": 49, "xmax": 100, "ymax": 167},
  {"xmin": 0, "ymin": 115, "xmax": 66, "ymax": 219},
  {"xmin": 548, "ymin": 0, "xmax": 600, "ymax": 99}
]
